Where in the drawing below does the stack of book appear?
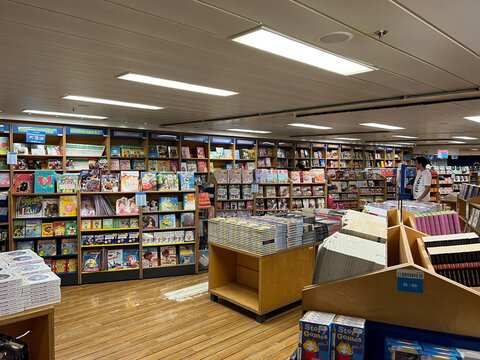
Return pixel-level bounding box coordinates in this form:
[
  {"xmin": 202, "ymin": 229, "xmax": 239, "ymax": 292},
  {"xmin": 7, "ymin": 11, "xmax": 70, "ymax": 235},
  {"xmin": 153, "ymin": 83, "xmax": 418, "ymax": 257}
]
[
  {"xmin": 414, "ymin": 211, "xmax": 462, "ymax": 235},
  {"xmin": 341, "ymin": 210, "xmax": 387, "ymax": 243},
  {"xmin": 459, "ymin": 183, "xmax": 480, "ymax": 200}
]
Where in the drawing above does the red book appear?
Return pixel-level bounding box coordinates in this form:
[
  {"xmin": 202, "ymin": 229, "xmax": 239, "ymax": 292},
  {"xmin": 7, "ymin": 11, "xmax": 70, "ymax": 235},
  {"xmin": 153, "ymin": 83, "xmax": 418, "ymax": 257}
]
[
  {"xmin": 14, "ymin": 173, "xmax": 34, "ymax": 193},
  {"xmin": 198, "ymin": 160, "xmax": 206, "ymax": 173},
  {"xmin": 196, "ymin": 147, "xmax": 205, "ymax": 159}
]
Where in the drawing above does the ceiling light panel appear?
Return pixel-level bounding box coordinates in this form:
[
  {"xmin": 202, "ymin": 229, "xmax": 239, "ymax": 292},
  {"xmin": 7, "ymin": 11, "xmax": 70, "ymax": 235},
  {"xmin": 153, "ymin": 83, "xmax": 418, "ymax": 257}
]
[
  {"xmin": 227, "ymin": 129, "xmax": 271, "ymax": 134},
  {"xmin": 23, "ymin": 110, "xmax": 107, "ymax": 120},
  {"xmin": 118, "ymin": 73, "xmax": 238, "ymax": 97},
  {"xmin": 452, "ymin": 136, "xmax": 478, "ymax": 140},
  {"xmin": 288, "ymin": 123, "xmax": 332, "ymax": 130},
  {"xmin": 464, "ymin": 116, "xmax": 480, "ymax": 123},
  {"xmin": 359, "ymin": 123, "xmax": 404, "ymax": 130},
  {"xmin": 334, "ymin": 137, "xmax": 361, "ymax": 141},
  {"xmin": 391, "ymin": 135, "xmax": 418, "ymax": 139},
  {"xmin": 232, "ymin": 27, "xmax": 375, "ymax": 76},
  {"xmin": 449, "ymin": 141, "xmax": 466, "ymax": 144},
  {"xmin": 63, "ymin": 95, "xmax": 163, "ymax": 110}
]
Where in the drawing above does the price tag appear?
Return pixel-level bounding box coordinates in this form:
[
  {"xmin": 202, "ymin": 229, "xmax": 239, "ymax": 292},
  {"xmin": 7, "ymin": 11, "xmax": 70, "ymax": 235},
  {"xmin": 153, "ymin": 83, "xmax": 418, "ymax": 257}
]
[
  {"xmin": 135, "ymin": 192, "xmax": 147, "ymax": 207},
  {"xmin": 397, "ymin": 269, "xmax": 424, "ymax": 293}
]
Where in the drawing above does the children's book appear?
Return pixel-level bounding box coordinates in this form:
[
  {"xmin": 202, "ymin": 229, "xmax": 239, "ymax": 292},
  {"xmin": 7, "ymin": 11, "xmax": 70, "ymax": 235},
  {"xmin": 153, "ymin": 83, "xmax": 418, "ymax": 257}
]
[
  {"xmin": 13, "ymin": 142, "xmax": 29, "ymax": 154},
  {"xmin": 16, "ymin": 196, "xmax": 43, "ymax": 217},
  {"xmin": 110, "ymin": 146, "xmax": 121, "ymax": 157},
  {"xmin": 198, "ymin": 160, "xmax": 207, "ymax": 173},
  {"xmin": 180, "ymin": 212, "xmax": 195, "ymax": 227},
  {"xmin": 159, "ymin": 214, "xmax": 176, "ymax": 229},
  {"xmin": 47, "ymin": 159, "xmax": 62, "ymax": 170},
  {"xmin": 168, "ymin": 146, "xmax": 178, "ymax": 158},
  {"xmin": 141, "ymin": 172, "xmax": 157, "ymax": 191},
  {"xmin": 81, "ymin": 197, "xmax": 96, "ymax": 216},
  {"xmin": 180, "ymin": 162, "xmax": 187, "ymax": 172},
  {"xmin": 213, "ymin": 170, "xmax": 228, "ymax": 184},
  {"xmin": 142, "ymin": 247, "xmax": 158, "ymax": 268},
  {"xmin": 53, "ymin": 221, "xmax": 66, "ymax": 236},
  {"xmin": 27, "ymin": 159, "xmax": 42, "ymax": 170},
  {"xmin": 156, "ymin": 145, "xmax": 168, "ymax": 158},
  {"xmin": 196, "ymin": 147, "xmax": 205, "ymax": 158},
  {"xmin": 65, "ymin": 221, "xmax": 77, "ymax": 235},
  {"xmin": 80, "ymin": 170, "xmax": 101, "ymax": 192},
  {"xmin": 61, "ymin": 239, "xmax": 77, "ymax": 255},
  {"xmin": 160, "ymin": 246, "xmax": 177, "ymax": 266},
  {"xmin": 0, "ymin": 172, "xmax": 9, "ymax": 187},
  {"xmin": 34, "ymin": 171, "xmax": 56, "ymax": 193},
  {"xmin": 160, "ymin": 197, "xmax": 179, "ymax": 211},
  {"xmin": 13, "ymin": 220, "xmax": 26, "ymax": 238},
  {"xmin": 14, "ymin": 174, "xmax": 34, "ymax": 193},
  {"xmin": 42, "ymin": 223, "xmax": 53, "ymax": 237},
  {"xmin": 83, "ymin": 251, "xmax": 100, "ymax": 272},
  {"xmin": 107, "ymin": 249, "xmax": 123, "ymax": 270},
  {"xmin": 183, "ymin": 193, "xmax": 196, "ymax": 210},
  {"xmin": 81, "ymin": 219, "xmax": 92, "ymax": 230},
  {"xmin": 110, "ymin": 159, "xmax": 120, "ymax": 170},
  {"xmin": 181, "ymin": 147, "xmax": 191, "ymax": 159},
  {"xmin": 42, "ymin": 198, "xmax": 59, "ymax": 217},
  {"xmin": 16, "ymin": 240, "xmax": 34, "ymax": 251},
  {"xmin": 102, "ymin": 218, "xmax": 113, "ymax": 230},
  {"xmin": 60, "ymin": 195, "xmax": 77, "ymax": 217},
  {"xmin": 24, "ymin": 219, "xmax": 42, "ymax": 238},
  {"xmin": 179, "ymin": 245, "xmax": 195, "ymax": 264},
  {"xmin": 148, "ymin": 146, "xmax": 158, "ymax": 157},
  {"xmin": 169, "ymin": 160, "xmax": 179, "ymax": 172},
  {"xmin": 229, "ymin": 185, "xmax": 241, "ymax": 199},
  {"xmin": 120, "ymin": 171, "xmax": 139, "ymax": 192},
  {"xmin": 115, "ymin": 196, "xmax": 138, "ymax": 215},
  {"xmin": 119, "ymin": 159, "xmax": 131, "ymax": 170},
  {"xmin": 142, "ymin": 214, "xmax": 159, "ymax": 229},
  {"xmin": 186, "ymin": 160, "xmax": 197, "ymax": 172},
  {"xmin": 57, "ymin": 174, "xmax": 79, "ymax": 193},
  {"xmin": 98, "ymin": 158, "xmax": 108, "ymax": 171},
  {"xmin": 45, "ymin": 144, "xmax": 61, "ymax": 155},
  {"xmin": 217, "ymin": 185, "xmax": 228, "ymax": 200},
  {"xmin": 0, "ymin": 136, "xmax": 8, "ymax": 154},
  {"xmin": 184, "ymin": 230, "xmax": 194, "ymax": 242},
  {"xmin": 123, "ymin": 249, "xmax": 139, "ymax": 269},
  {"xmin": 38, "ymin": 239, "xmax": 56, "ymax": 256},
  {"xmin": 157, "ymin": 173, "xmax": 179, "ymax": 191},
  {"xmin": 178, "ymin": 172, "xmax": 195, "ymax": 190},
  {"xmin": 131, "ymin": 159, "xmax": 145, "ymax": 170},
  {"xmin": 130, "ymin": 218, "xmax": 139, "ymax": 228},
  {"xmin": 92, "ymin": 219, "xmax": 102, "ymax": 230},
  {"xmin": 157, "ymin": 160, "xmax": 169, "ymax": 172},
  {"xmin": 174, "ymin": 230, "xmax": 184, "ymax": 242},
  {"xmin": 30, "ymin": 144, "xmax": 46, "ymax": 155},
  {"xmin": 101, "ymin": 173, "xmax": 119, "ymax": 192}
]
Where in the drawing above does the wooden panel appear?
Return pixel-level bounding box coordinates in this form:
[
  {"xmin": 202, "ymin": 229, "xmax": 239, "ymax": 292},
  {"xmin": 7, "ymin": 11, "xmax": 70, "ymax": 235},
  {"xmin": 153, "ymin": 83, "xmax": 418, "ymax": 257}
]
[
  {"xmin": 209, "ymin": 244, "xmax": 237, "ymax": 289},
  {"xmin": 416, "ymin": 239, "xmax": 435, "ymax": 272},
  {"xmin": 399, "ymin": 226, "xmax": 414, "ymax": 264},
  {"xmin": 403, "ymin": 226, "xmax": 428, "ymax": 266},
  {"xmin": 386, "ymin": 225, "xmax": 401, "ymax": 266},
  {"xmin": 402, "ymin": 210, "xmax": 417, "ymax": 229},
  {"xmin": 210, "ymin": 283, "xmax": 259, "ymax": 313},
  {"xmin": 236, "ymin": 265, "xmax": 259, "ymax": 290},
  {"xmin": 237, "ymin": 253, "xmax": 259, "ymax": 272},
  {"xmin": 387, "ymin": 209, "xmax": 401, "ymax": 227},
  {"xmin": 303, "ymin": 264, "xmax": 480, "ymax": 339}
]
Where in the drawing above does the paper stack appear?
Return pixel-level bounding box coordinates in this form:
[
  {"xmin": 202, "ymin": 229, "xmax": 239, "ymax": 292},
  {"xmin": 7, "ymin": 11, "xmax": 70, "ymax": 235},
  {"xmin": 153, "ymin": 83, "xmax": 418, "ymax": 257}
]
[
  {"xmin": 0, "ymin": 263, "xmax": 24, "ymax": 316},
  {"xmin": 341, "ymin": 210, "xmax": 387, "ymax": 243},
  {"xmin": 22, "ymin": 272, "xmax": 61, "ymax": 310}
]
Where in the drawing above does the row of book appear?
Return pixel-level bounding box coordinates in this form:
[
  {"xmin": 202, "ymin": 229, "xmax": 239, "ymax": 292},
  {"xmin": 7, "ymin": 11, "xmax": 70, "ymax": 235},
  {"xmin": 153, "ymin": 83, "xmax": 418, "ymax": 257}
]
[
  {"xmin": 16, "ymin": 238, "xmax": 77, "ymax": 256},
  {"xmin": 291, "ymin": 185, "xmax": 324, "ymax": 197},
  {"xmin": 13, "ymin": 143, "xmax": 61, "ymax": 155},
  {"xmin": 255, "ymin": 198, "xmax": 289, "ymax": 211},
  {"xmin": 142, "ymin": 213, "xmax": 194, "ymax": 229},
  {"xmin": 14, "ymin": 219, "xmax": 77, "ymax": 238},
  {"xmin": 142, "ymin": 195, "xmax": 194, "ymax": 212},
  {"xmin": 16, "ymin": 196, "xmax": 77, "ymax": 218},
  {"xmin": 110, "ymin": 145, "xmax": 145, "ymax": 158},
  {"xmin": 81, "ymin": 232, "xmax": 139, "ymax": 246},
  {"xmin": 213, "ymin": 169, "xmax": 254, "ymax": 184},
  {"xmin": 469, "ymin": 207, "xmax": 480, "ymax": 231},
  {"xmin": 217, "ymin": 184, "xmax": 253, "ymax": 200},
  {"xmin": 254, "ymin": 215, "xmax": 304, "ymax": 249},
  {"xmin": 81, "ymin": 217, "xmax": 138, "ymax": 231},
  {"xmin": 459, "ymin": 183, "xmax": 480, "ymax": 200},
  {"xmin": 216, "ymin": 201, "xmax": 253, "ymax": 211},
  {"xmin": 142, "ymin": 230, "xmax": 195, "ymax": 245},
  {"xmin": 414, "ymin": 211, "xmax": 462, "ymax": 236},
  {"xmin": 45, "ymin": 258, "xmax": 77, "ymax": 274},
  {"xmin": 292, "ymin": 198, "xmax": 325, "ymax": 209}
]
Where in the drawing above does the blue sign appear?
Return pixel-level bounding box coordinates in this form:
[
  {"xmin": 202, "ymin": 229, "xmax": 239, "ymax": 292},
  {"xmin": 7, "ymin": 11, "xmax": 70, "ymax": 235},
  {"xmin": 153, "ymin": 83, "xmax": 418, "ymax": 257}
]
[
  {"xmin": 110, "ymin": 130, "xmax": 146, "ymax": 139},
  {"xmin": 452, "ymin": 154, "xmax": 459, "ymax": 160},
  {"xmin": 386, "ymin": 147, "xmax": 394, "ymax": 151},
  {"xmin": 277, "ymin": 142, "xmax": 293, "ymax": 148},
  {"xmin": 210, "ymin": 137, "xmax": 233, "ymax": 145},
  {"xmin": 26, "ymin": 130, "xmax": 46, "ymax": 144},
  {"xmin": 0, "ymin": 124, "xmax": 9, "ymax": 133},
  {"xmin": 312, "ymin": 143, "xmax": 325, "ymax": 148},
  {"xmin": 296, "ymin": 142, "xmax": 311, "ymax": 149},
  {"xmin": 258, "ymin": 140, "xmax": 275, "ymax": 147},
  {"xmin": 66, "ymin": 126, "xmax": 107, "ymax": 136},
  {"xmin": 13, "ymin": 124, "xmax": 62, "ymax": 135},
  {"xmin": 150, "ymin": 133, "xmax": 179, "ymax": 141},
  {"xmin": 397, "ymin": 269, "xmax": 423, "ymax": 294},
  {"xmin": 182, "ymin": 135, "xmax": 208, "ymax": 143},
  {"xmin": 235, "ymin": 139, "xmax": 256, "ymax": 146},
  {"xmin": 437, "ymin": 150, "xmax": 448, "ymax": 159}
]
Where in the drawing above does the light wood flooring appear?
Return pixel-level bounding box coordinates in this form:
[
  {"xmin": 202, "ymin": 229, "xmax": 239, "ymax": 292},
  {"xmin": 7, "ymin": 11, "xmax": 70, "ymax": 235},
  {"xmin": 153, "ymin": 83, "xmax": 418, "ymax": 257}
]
[{"xmin": 55, "ymin": 273, "xmax": 300, "ymax": 359}]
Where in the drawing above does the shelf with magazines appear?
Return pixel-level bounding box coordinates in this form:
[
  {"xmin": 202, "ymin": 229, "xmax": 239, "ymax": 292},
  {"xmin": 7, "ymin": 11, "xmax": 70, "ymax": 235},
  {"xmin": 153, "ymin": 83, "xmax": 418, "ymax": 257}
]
[
  {"xmin": 64, "ymin": 126, "xmax": 108, "ymax": 174},
  {"xmin": 234, "ymin": 138, "xmax": 257, "ymax": 170},
  {"xmin": 256, "ymin": 140, "xmax": 275, "ymax": 169},
  {"xmin": 325, "ymin": 144, "xmax": 341, "ymax": 169},
  {"xmin": 212, "ymin": 168, "xmax": 255, "ymax": 217},
  {"xmin": 109, "ymin": 129, "xmax": 147, "ymax": 173},
  {"xmin": 310, "ymin": 143, "xmax": 326, "ymax": 169},
  {"xmin": 208, "ymin": 136, "xmax": 235, "ymax": 171},
  {"xmin": 276, "ymin": 141, "xmax": 295, "ymax": 170},
  {"xmin": 146, "ymin": 132, "xmax": 180, "ymax": 175},
  {"xmin": 290, "ymin": 169, "xmax": 327, "ymax": 210},
  {"xmin": 295, "ymin": 142, "xmax": 312, "ymax": 169}
]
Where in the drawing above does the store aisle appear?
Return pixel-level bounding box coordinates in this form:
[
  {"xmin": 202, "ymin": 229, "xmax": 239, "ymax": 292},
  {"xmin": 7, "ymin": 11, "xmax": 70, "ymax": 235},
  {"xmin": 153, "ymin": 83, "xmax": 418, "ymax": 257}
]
[{"xmin": 55, "ymin": 273, "xmax": 299, "ymax": 359}]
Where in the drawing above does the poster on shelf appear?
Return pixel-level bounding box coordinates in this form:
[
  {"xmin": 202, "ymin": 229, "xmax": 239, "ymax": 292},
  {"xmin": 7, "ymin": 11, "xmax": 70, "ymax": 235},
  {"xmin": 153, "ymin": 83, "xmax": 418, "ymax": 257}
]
[
  {"xmin": 26, "ymin": 130, "xmax": 46, "ymax": 144},
  {"xmin": 7, "ymin": 152, "xmax": 17, "ymax": 165}
]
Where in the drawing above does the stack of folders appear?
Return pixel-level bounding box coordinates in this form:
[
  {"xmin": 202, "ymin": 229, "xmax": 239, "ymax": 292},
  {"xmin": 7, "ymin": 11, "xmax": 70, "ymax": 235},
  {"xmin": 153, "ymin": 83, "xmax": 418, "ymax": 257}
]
[
  {"xmin": 341, "ymin": 210, "xmax": 387, "ymax": 243},
  {"xmin": 313, "ymin": 232, "xmax": 386, "ymax": 285},
  {"xmin": 424, "ymin": 233, "xmax": 480, "ymax": 287}
]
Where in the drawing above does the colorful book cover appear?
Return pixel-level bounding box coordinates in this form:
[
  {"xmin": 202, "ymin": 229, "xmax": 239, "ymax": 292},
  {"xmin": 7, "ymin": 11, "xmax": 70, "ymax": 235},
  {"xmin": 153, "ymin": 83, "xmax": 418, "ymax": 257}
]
[
  {"xmin": 107, "ymin": 249, "xmax": 124, "ymax": 270},
  {"xmin": 178, "ymin": 172, "xmax": 195, "ymax": 190},
  {"xmin": 60, "ymin": 195, "xmax": 77, "ymax": 217},
  {"xmin": 168, "ymin": 146, "xmax": 178, "ymax": 158},
  {"xmin": 42, "ymin": 198, "xmax": 59, "ymax": 217},
  {"xmin": 13, "ymin": 219, "xmax": 26, "ymax": 238},
  {"xmin": 110, "ymin": 159, "xmax": 120, "ymax": 170},
  {"xmin": 65, "ymin": 221, "xmax": 77, "ymax": 235},
  {"xmin": 0, "ymin": 136, "xmax": 8, "ymax": 154},
  {"xmin": 148, "ymin": 146, "xmax": 158, "ymax": 157},
  {"xmin": 142, "ymin": 247, "xmax": 158, "ymax": 268},
  {"xmin": 160, "ymin": 246, "xmax": 177, "ymax": 266},
  {"xmin": 157, "ymin": 160, "xmax": 170, "ymax": 172},
  {"xmin": 83, "ymin": 251, "xmax": 100, "ymax": 272},
  {"xmin": 119, "ymin": 159, "xmax": 131, "ymax": 170},
  {"xmin": 174, "ymin": 230, "xmax": 184, "ymax": 242},
  {"xmin": 16, "ymin": 240, "xmax": 34, "ymax": 251},
  {"xmin": 184, "ymin": 230, "xmax": 194, "ymax": 242},
  {"xmin": 53, "ymin": 221, "xmax": 65, "ymax": 236},
  {"xmin": 143, "ymin": 214, "xmax": 159, "ymax": 229},
  {"xmin": 198, "ymin": 160, "xmax": 207, "ymax": 172},
  {"xmin": 186, "ymin": 160, "xmax": 197, "ymax": 172},
  {"xmin": 159, "ymin": 214, "xmax": 176, "ymax": 229},
  {"xmin": 120, "ymin": 171, "xmax": 139, "ymax": 192},
  {"xmin": 34, "ymin": 170, "xmax": 56, "ymax": 193},
  {"xmin": 101, "ymin": 173, "xmax": 119, "ymax": 192},
  {"xmin": 157, "ymin": 172, "xmax": 179, "ymax": 191},
  {"xmin": 156, "ymin": 145, "xmax": 168, "ymax": 158},
  {"xmin": 25, "ymin": 219, "xmax": 42, "ymax": 237},
  {"xmin": 80, "ymin": 170, "xmax": 101, "ymax": 192},
  {"xmin": 196, "ymin": 147, "xmax": 205, "ymax": 158},
  {"xmin": 179, "ymin": 245, "xmax": 195, "ymax": 264},
  {"xmin": 102, "ymin": 218, "xmax": 113, "ymax": 230},
  {"xmin": 183, "ymin": 193, "xmax": 196, "ymax": 210},
  {"xmin": 123, "ymin": 249, "xmax": 139, "ymax": 269},
  {"xmin": 91, "ymin": 219, "xmax": 102, "ymax": 230},
  {"xmin": 37, "ymin": 239, "xmax": 56, "ymax": 256},
  {"xmin": 57, "ymin": 174, "xmax": 79, "ymax": 193},
  {"xmin": 141, "ymin": 172, "xmax": 158, "ymax": 191},
  {"xmin": 16, "ymin": 196, "xmax": 43, "ymax": 217},
  {"xmin": 131, "ymin": 159, "xmax": 145, "ymax": 170},
  {"xmin": 160, "ymin": 197, "xmax": 179, "ymax": 211},
  {"xmin": 47, "ymin": 158, "xmax": 62, "ymax": 170},
  {"xmin": 41, "ymin": 223, "xmax": 53, "ymax": 237},
  {"xmin": 115, "ymin": 196, "xmax": 138, "ymax": 215},
  {"xmin": 30, "ymin": 144, "xmax": 46, "ymax": 155},
  {"xmin": 181, "ymin": 147, "xmax": 191, "ymax": 159},
  {"xmin": 180, "ymin": 212, "xmax": 195, "ymax": 227},
  {"xmin": 169, "ymin": 160, "xmax": 179, "ymax": 172},
  {"xmin": 14, "ymin": 173, "xmax": 34, "ymax": 194},
  {"xmin": 61, "ymin": 239, "xmax": 77, "ymax": 255}
]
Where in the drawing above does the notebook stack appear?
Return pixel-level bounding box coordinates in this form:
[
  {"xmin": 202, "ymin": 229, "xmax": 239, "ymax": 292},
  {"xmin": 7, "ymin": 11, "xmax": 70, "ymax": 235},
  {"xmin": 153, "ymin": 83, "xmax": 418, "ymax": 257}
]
[
  {"xmin": 0, "ymin": 264, "xmax": 24, "ymax": 316},
  {"xmin": 253, "ymin": 216, "xmax": 288, "ymax": 250},
  {"xmin": 313, "ymin": 232, "xmax": 386, "ymax": 285},
  {"xmin": 22, "ymin": 271, "xmax": 61, "ymax": 310},
  {"xmin": 414, "ymin": 211, "xmax": 462, "ymax": 235},
  {"xmin": 341, "ymin": 210, "xmax": 387, "ymax": 243},
  {"xmin": 424, "ymin": 233, "xmax": 480, "ymax": 287}
]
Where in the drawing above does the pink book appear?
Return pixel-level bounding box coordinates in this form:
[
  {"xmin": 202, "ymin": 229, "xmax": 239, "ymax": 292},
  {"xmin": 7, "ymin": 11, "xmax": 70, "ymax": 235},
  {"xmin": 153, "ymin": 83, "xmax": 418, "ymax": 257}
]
[
  {"xmin": 422, "ymin": 214, "xmax": 431, "ymax": 235},
  {"xmin": 415, "ymin": 214, "xmax": 423, "ymax": 233},
  {"xmin": 442, "ymin": 212, "xmax": 451, "ymax": 234},
  {"xmin": 446, "ymin": 211, "xmax": 455, "ymax": 234},
  {"xmin": 417, "ymin": 214, "xmax": 426, "ymax": 233},
  {"xmin": 432, "ymin": 213, "xmax": 441, "ymax": 236},
  {"xmin": 452, "ymin": 211, "xmax": 462, "ymax": 233},
  {"xmin": 438, "ymin": 212, "xmax": 447, "ymax": 235},
  {"xmin": 426, "ymin": 213, "xmax": 435, "ymax": 235}
]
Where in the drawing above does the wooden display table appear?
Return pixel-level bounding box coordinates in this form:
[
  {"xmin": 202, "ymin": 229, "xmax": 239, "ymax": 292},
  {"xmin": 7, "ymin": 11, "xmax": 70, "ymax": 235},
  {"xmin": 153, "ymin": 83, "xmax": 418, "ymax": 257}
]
[
  {"xmin": 0, "ymin": 305, "xmax": 55, "ymax": 360},
  {"xmin": 209, "ymin": 242, "xmax": 317, "ymax": 322}
]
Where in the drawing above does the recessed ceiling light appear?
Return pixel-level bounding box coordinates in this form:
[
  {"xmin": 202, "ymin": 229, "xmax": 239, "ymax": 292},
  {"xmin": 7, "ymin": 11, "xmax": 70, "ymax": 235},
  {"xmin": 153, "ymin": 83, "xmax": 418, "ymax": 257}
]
[
  {"xmin": 288, "ymin": 123, "xmax": 332, "ymax": 130},
  {"xmin": 63, "ymin": 95, "xmax": 163, "ymax": 110},
  {"xmin": 227, "ymin": 128, "xmax": 271, "ymax": 134},
  {"xmin": 449, "ymin": 140, "xmax": 466, "ymax": 144},
  {"xmin": 464, "ymin": 116, "xmax": 480, "ymax": 122},
  {"xmin": 392, "ymin": 135, "xmax": 418, "ymax": 139},
  {"xmin": 396, "ymin": 142, "xmax": 415, "ymax": 146},
  {"xmin": 118, "ymin": 73, "xmax": 238, "ymax": 97},
  {"xmin": 359, "ymin": 123, "xmax": 404, "ymax": 130},
  {"xmin": 22, "ymin": 109, "xmax": 107, "ymax": 120},
  {"xmin": 232, "ymin": 27, "xmax": 375, "ymax": 76},
  {"xmin": 452, "ymin": 136, "xmax": 478, "ymax": 140},
  {"xmin": 334, "ymin": 137, "xmax": 361, "ymax": 141}
]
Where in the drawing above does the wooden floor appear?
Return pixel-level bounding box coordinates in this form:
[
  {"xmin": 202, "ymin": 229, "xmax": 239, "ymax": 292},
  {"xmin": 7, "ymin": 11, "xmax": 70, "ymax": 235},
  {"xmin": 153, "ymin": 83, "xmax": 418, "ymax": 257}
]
[{"xmin": 55, "ymin": 273, "xmax": 300, "ymax": 359}]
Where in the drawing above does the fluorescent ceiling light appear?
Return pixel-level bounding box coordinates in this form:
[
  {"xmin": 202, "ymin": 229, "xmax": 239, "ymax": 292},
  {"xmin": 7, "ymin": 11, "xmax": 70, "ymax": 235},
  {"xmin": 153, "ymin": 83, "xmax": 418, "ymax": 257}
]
[
  {"xmin": 464, "ymin": 116, "xmax": 480, "ymax": 122},
  {"xmin": 471, "ymin": 148, "xmax": 479, "ymax": 151},
  {"xmin": 391, "ymin": 135, "xmax": 418, "ymax": 139},
  {"xmin": 452, "ymin": 136, "xmax": 478, "ymax": 140},
  {"xmin": 396, "ymin": 142, "xmax": 415, "ymax": 146},
  {"xmin": 288, "ymin": 123, "xmax": 332, "ymax": 130},
  {"xmin": 232, "ymin": 27, "xmax": 375, "ymax": 76},
  {"xmin": 118, "ymin": 73, "xmax": 238, "ymax": 97},
  {"xmin": 334, "ymin": 137, "xmax": 361, "ymax": 141},
  {"xmin": 449, "ymin": 140, "xmax": 466, "ymax": 144},
  {"xmin": 63, "ymin": 95, "xmax": 163, "ymax": 110},
  {"xmin": 23, "ymin": 109, "xmax": 107, "ymax": 120},
  {"xmin": 359, "ymin": 123, "xmax": 404, "ymax": 130},
  {"xmin": 227, "ymin": 128, "xmax": 271, "ymax": 134}
]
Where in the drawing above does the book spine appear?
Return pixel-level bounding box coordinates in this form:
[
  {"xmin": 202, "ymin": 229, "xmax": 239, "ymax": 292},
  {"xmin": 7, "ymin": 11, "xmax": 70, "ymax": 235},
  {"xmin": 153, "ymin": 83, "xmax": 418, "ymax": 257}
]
[
  {"xmin": 452, "ymin": 211, "xmax": 462, "ymax": 234},
  {"xmin": 432, "ymin": 212, "xmax": 442, "ymax": 236},
  {"xmin": 425, "ymin": 213, "xmax": 434, "ymax": 236},
  {"xmin": 438, "ymin": 212, "xmax": 447, "ymax": 235},
  {"xmin": 446, "ymin": 211, "xmax": 455, "ymax": 235}
]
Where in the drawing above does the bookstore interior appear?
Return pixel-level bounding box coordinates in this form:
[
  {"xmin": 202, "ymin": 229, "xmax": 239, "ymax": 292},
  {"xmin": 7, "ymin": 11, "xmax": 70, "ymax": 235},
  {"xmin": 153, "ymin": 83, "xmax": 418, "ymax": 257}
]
[{"xmin": 2, "ymin": 2, "xmax": 480, "ymax": 359}]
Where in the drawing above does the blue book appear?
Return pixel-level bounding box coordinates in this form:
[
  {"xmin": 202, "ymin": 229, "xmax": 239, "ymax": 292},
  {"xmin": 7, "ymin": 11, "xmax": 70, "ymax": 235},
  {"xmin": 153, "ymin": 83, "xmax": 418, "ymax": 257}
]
[
  {"xmin": 160, "ymin": 197, "xmax": 178, "ymax": 211},
  {"xmin": 178, "ymin": 172, "xmax": 195, "ymax": 190},
  {"xmin": 34, "ymin": 171, "xmax": 56, "ymax": 193},
  {"xmin": 159, "ymin": 214, "xmax": 176, "ymax": 229},
  {"xmin": 110, "ymin": 146, "xmax": 121, "ymax": 157},
  {"xmin": 179, "ymin": 245, "xmax": 195, "ymax": 264}
]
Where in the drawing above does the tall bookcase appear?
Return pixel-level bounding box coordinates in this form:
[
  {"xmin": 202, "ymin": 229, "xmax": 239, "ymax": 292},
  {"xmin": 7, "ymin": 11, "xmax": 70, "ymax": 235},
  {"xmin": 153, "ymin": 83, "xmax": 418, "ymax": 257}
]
[{"xmin": 276, "ymin": 141, "xmax": 295, "ymax": 170}]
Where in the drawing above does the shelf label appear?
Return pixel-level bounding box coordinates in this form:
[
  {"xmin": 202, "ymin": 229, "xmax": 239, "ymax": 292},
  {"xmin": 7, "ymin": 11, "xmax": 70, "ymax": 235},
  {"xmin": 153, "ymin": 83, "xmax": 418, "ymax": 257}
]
[
  {"xmin": 26, "ymin": 130, "xmax": 46, "ymax": 144},
  {"xmin": 251, "ymin": 182, "xmax": 259, "ymax": 193},
  {"xmin": 235, "ymin": 139, "xmax": 256, "ymax": 146},
  {"xmin": 135, "ymin": 192, "xmax": 147, "ymax": 207},
  {"xmin": 327, "ymin": 144, "xmax": 339, "ymax": 149},
  {"xmin": 0, "ymin": 124, "xmax": 9, "ymax": 133},
  {"xmin": 7, "ymin": 152, "xmax": 17, "ymax": 165},
  {"xmin": 376, "ymin": 146, "xmax": 386, "ymax": 151},
  {"xmin": 182, "ymin": 135, "xmax": 208, "ymax": 143},
  {"xmin": 397, "ymin": 269, "xmax": 423, "ymax": 293},
  {"xmin": 150, "ymin": 132, "xmax": 179, "ymax": 141},
  {"xmin": 386, "ymin": 147, "xmax": 394, "ymax": 151},
  {"xmin": 312, "ymin": 143, "xmax": 325, "ymax": 148},
  {"xmin": 13, "ymin": 124, "xmax": 62, "ymax": 135},
  {"xmin": 210, "ymin": 136, "xmax": 233, "ymax": 145},
  {"xmin": 278, "ymin": 142, "xmax": 293, "ymax": 148},
  {"xmin": 296, "ymin": 142, "xmax": 311, "ymax": 149},
  {"xmin": 66, "ymin": 126, "xmax": 107, "ymax": 136},
  {"xmin": 341, "ymin": 145, "xmax": 352, "ymax": 150},
  {"xmin": 110, "ymin": 130, "xmax": 146, "ymax": 139}
]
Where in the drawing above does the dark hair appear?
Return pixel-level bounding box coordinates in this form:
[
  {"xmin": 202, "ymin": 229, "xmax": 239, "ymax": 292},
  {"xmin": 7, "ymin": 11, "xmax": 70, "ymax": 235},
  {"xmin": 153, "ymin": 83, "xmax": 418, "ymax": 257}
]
[{"xmin": 415, "ymin": 156, "xmax": 428, "ymax": 167}]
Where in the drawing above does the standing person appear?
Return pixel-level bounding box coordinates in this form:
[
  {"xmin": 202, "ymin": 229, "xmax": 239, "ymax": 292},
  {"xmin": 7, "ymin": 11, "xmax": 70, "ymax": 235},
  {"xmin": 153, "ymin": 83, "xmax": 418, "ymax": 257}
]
[{"xmin": 412, "ymin": 156, "xmax": 432, "ymax": 202}]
